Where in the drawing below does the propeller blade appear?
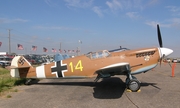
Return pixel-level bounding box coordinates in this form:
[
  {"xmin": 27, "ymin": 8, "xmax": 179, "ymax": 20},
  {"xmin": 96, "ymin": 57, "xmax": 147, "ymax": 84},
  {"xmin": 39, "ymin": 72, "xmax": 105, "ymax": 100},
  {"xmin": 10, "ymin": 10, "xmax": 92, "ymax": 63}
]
[
  {"xmin": 157, "ymin": 24, "xmax": 163, "ymax": 47},
  {"xmin": 168, "ymin": 62, "xmax": 172, "ymax": 68},
  {"xmin": 160, "ymin": 54, "xmax": 165, "ymax": 67},
  {"xmin": 160, "ymin": 58, "xmax": 162, "ymax": 66}
]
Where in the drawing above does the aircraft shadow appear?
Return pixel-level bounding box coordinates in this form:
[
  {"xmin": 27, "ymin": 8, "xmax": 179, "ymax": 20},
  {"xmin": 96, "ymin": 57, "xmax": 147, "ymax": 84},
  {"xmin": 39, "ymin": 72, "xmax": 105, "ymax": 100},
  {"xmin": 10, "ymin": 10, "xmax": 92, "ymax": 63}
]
[
  {"xmin": 33, "ymin": 77, "xmax": 126, "ymax": 99},
  {"xmin": 140, "ymin": 82, "xmax": 161, "ymax": 90},
  {"xmin": 30, "ymin": 78, "xmax": 161, "ymax": 99},
  {"xmin": 33, "ymin": 80, "xmax": 95, "ymax": 87},
  {"xmin": 93, "ymin": 77, "xmax": 126, "ymax": 99}
]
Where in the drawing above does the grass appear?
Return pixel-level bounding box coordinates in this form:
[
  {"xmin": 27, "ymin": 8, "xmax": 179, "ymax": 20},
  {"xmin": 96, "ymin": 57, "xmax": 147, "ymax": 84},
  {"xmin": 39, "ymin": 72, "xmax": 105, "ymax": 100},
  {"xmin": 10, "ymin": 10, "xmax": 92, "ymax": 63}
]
[
  {"xmin": 0, "ymin": 67, "xmax": 26, "ymax": 96},
  {"xmin": 6, "ymin": 95, "xmax": 12, "ymax": 98}
]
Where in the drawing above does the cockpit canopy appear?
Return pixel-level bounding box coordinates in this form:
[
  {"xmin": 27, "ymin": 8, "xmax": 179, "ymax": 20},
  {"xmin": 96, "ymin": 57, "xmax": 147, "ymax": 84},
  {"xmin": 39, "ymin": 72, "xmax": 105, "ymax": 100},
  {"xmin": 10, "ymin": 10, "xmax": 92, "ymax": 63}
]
[{"xmin": 86, "ymin": 50, "xmax": 110, "ymax": 59}]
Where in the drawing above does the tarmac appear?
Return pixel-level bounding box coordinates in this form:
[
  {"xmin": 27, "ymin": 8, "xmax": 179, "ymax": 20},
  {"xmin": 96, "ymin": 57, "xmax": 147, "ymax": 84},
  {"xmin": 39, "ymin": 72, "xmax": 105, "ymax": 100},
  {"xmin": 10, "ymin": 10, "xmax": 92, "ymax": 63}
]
[{"xmin": 0, "ymin": 63, "xmax": 180, "ymax": 108}]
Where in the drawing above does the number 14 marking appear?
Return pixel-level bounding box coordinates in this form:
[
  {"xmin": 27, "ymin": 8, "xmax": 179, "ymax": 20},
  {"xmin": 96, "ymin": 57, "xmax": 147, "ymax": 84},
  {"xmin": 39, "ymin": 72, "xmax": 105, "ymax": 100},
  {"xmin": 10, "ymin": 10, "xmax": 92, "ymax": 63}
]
[{"xmin": 69, "ymin": 60, "xmax": 83, "ymax": 72}]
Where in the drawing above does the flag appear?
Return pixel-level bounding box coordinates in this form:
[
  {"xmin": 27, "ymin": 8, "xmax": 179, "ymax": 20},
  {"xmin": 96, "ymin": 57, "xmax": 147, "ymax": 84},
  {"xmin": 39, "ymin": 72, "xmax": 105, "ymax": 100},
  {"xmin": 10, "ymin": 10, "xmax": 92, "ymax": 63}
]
[
  {"xmin": 72, "ymin": 50, "xmax": 75, "ymax": 53},
  {"xmin": 68, "ymin": 50, "xmax": 71, "ymax": 53},
  {"xmin": 79, "ymin": 40, "xmax": 82, "ymax": 44},
  {"xmin": 17, "ymin": 44, "xmax": 23, "ymax": 50},
  {"xmin": 52, "ymin": 48, "xmax": 56, "ymax": 52},
  {"xmin": 76, "ymin": 49, "xmax": 80, "ymax": 53},
  {"xmin": 32, "ymin": 46, "xmax": 37, "ymax": 51},
  {"xmin": 59, "ymin": 49, "xmax": 62, "ymax": 53},
  {"xmin": 43, "ymin": 47, "xmax": 48, "ymax": 52},
  {"xmin": 0, "ymin": 42, "xmax": 2, "ymax": 47}
]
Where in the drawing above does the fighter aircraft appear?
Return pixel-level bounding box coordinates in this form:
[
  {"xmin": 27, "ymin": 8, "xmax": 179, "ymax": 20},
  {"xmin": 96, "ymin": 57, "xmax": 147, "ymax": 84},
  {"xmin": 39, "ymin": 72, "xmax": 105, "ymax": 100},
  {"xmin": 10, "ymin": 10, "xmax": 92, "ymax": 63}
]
[{"xmin": 10, "ymin": 25, "xmax": 173, "ymax": 92}]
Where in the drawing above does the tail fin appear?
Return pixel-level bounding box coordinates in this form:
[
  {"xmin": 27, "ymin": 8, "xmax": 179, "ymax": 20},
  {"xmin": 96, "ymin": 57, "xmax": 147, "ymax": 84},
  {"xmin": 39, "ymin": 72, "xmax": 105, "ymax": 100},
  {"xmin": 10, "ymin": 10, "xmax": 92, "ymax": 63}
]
[{"xmin": 10, "ymin": 56, "xmax": 31, "ymax": 77}]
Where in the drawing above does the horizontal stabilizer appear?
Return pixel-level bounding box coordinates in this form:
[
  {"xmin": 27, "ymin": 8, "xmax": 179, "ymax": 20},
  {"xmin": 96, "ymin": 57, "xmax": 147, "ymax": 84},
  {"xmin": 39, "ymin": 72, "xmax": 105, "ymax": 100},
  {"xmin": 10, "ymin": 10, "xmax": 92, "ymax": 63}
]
[{"xmin": 10, "ymin": 65, "xmax": 31, "ymax": 69}]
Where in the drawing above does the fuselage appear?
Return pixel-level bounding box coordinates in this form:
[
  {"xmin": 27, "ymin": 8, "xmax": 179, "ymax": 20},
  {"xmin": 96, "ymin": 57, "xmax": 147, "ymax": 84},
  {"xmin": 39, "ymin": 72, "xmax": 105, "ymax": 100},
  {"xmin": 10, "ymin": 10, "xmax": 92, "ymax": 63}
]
[{"xmin": 10, "ymin": 47, "xmax": 165, "ymax": 79}]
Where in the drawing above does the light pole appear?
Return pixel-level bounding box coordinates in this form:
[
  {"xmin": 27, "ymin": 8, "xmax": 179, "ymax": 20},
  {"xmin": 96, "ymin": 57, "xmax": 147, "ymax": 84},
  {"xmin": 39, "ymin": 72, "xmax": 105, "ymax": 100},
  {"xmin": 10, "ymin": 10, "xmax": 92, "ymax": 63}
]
[
  {"xmin": 78, "ymin": 40, "xmax": 82, "ymax": 55},
  {"xmin": 8, "ymin": 29, "xmax": 12, "ymax": 54},
  {"xmin": 60, "ymin": 42, "xmax": 62, "ymax": 53}
]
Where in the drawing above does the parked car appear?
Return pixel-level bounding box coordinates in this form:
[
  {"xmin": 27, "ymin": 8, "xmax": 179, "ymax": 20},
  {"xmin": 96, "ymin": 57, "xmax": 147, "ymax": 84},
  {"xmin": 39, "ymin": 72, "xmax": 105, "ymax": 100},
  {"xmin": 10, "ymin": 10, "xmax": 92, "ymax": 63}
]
[
  {"xmin": 163, "ymin": 58, "xmax": 171, "ymax": 63},
  {"xmin": 172, "ymin": 59, "xmax": 180, "ymax": 63},
  {"xmin": 0, "ymin": 56, "xmax": 12, "ymax": 66},
  {"xmin": 23, "ymin": 55, "xmax": 36, "ymax": 64},
  {"xmin": 0, "ymin": 62, "xmax": 5, "ymax": 68}
]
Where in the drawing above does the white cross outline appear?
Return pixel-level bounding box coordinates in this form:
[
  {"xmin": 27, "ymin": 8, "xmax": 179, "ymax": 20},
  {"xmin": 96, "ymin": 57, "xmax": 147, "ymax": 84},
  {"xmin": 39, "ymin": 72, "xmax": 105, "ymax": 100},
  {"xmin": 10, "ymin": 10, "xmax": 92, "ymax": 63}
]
[{"xmin": 51, "ymin": 61, "xmax": 68, "ymax": 78}]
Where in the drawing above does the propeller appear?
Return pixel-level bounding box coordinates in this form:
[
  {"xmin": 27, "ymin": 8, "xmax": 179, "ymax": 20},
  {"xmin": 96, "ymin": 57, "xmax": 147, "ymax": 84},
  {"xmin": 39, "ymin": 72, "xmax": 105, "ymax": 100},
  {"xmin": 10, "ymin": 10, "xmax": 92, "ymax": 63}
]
[
  {"xmin": 168, "ymin": 61, "xmax": 172, "ymax": 68},
  {"xmin": 157, "ymin": 24, "xmax": 163, "ymax": 47},
  {"xmin": 157, "ymin": 24, "xmax": 163, "ymax": 66},
  {"xmin": 159, "ymin": 54, "xmax": 165, "ymax": 66},
  {"xmin": 157, "ymin": 24, "xmax": 173, "ymax": 67}
]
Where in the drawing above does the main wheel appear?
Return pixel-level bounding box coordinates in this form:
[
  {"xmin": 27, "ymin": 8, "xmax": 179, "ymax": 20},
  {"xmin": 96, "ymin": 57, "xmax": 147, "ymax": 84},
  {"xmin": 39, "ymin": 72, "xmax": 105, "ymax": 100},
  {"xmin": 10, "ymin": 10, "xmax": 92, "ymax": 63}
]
[
  {"xmin": 125, "ymin": 76, "xmax": 138, "ymax": 86},
  {"xmin": 128, "ymin": 79, "xmax": 140, "ymax": 92}
]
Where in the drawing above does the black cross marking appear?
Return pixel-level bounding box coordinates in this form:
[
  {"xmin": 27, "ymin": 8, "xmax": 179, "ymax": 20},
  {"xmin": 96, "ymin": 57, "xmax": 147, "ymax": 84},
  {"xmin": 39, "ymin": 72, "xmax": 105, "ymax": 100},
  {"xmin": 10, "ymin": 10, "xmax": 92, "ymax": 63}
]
[
  {"xmin": 18, "ymin": 58, "xmax": 25, "ymax": 65},
  {"xmin": 51, "ymin": 61, "xmax": 67, "ymax": 77}
]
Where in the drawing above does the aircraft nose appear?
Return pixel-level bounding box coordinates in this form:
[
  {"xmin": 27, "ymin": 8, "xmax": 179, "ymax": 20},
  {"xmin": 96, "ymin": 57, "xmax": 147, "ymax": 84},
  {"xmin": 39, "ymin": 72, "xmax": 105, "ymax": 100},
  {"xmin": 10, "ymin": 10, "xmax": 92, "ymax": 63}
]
[{"xmin": 159, "ymin": 48, "xmax": 173, "ymax": 58}]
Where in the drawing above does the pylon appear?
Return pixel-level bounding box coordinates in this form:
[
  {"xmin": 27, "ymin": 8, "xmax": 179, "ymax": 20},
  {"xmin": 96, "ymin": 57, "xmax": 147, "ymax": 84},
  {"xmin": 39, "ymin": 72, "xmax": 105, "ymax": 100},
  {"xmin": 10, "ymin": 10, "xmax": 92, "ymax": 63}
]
[{"xmin": 171, "ymin": 62, "xmax": 176, "ymax": 77}]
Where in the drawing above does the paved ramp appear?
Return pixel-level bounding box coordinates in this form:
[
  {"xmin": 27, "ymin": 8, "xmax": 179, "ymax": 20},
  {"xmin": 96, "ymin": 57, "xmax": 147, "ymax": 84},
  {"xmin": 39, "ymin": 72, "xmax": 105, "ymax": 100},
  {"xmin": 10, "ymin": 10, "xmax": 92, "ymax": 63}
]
[{"xmin": 0, "ymin": 63, "xmax": 180, "ymax": 108}]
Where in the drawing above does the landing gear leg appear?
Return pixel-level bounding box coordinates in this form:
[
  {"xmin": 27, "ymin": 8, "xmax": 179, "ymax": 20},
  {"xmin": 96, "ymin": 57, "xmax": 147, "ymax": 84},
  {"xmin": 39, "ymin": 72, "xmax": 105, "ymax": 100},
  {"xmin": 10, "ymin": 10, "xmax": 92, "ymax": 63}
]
[
  {"xmin": 126, "ymin": 73, "xmax": 141, "ymax": 92},
  {"xmin": 94, "ymin": 74, "xmax": 101, "ymax": 82}
]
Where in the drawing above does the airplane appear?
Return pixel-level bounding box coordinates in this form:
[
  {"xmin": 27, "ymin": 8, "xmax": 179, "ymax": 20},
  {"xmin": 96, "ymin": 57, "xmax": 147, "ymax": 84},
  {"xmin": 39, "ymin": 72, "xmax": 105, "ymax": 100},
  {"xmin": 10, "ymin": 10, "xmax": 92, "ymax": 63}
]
[{"xmin": 10, "ymin": 24, "xmax": 173, "ymax": 92}]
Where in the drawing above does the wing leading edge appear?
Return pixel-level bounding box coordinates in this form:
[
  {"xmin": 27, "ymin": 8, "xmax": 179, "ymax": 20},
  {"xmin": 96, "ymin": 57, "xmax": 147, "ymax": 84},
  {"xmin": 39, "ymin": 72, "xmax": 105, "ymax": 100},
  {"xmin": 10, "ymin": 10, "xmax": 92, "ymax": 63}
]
[{"xmin": 95, "ymin": 63, "xmax": 130, "ymax": 79}]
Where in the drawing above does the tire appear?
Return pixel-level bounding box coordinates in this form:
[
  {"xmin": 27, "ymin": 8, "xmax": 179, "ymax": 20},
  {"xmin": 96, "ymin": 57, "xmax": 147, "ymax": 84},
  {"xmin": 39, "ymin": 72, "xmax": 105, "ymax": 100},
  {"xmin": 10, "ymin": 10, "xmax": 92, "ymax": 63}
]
[
  {"xmin": 125, "ymin": 76, "xmax": 137, "ymax": 86},
  {"xmin": 128, "ymin": 79, "xmax": 140, "ymax": 92}
]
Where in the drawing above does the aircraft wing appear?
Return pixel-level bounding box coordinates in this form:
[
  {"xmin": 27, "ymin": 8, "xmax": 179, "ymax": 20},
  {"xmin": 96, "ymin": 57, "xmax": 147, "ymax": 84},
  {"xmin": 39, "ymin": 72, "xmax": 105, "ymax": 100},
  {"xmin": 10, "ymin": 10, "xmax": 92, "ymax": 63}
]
[{"xmin": 95, "ymin": 62, "xmax": 130, "ymax": 78}]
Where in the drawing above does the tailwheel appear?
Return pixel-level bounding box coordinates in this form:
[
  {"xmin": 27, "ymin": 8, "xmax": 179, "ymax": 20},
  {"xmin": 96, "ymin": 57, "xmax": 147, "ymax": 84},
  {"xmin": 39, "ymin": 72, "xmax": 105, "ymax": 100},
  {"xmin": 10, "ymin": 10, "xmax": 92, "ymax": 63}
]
[
  {"xmin": 128, "ymin": 79, "xmax": 141, "ymax": 92},
  {"xmin": 24, "ymin": 79, "xmax": 32, "ymax": 85}
]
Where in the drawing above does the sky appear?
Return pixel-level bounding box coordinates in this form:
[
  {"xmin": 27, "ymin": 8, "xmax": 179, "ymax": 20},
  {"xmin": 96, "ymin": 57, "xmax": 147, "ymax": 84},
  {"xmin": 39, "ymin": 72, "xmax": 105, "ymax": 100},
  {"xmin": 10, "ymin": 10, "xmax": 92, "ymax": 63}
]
[{"xmin": 0, "ymin": 0, "xmax": 179, "ymax": 57}]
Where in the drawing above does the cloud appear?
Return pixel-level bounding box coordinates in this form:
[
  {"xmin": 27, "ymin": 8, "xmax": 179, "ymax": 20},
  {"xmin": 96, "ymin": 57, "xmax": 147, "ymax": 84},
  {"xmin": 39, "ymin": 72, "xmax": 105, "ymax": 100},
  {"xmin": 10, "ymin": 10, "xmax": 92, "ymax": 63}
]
[
  {"xmin": 146, "ymin": 18, "xmax": 180, "ymax": 30},
  {"xmin": 64, "ymin": 0, "xmax": 93, "ymax": 8},
  {"xmin": 160, "ymin": 6, "xmax": 180, "ymax": 29},
  {"xmin": 169, "ymin": 18, "xmax": 180, "ymax": 28},
  {"xmin": 106, "ymin": 0, "xmax": 122, "ymax": 11},
  {"xmin": 166, "ymin": 6, "xmax": 180, "ymax": 13},
  {"xmin": 145, "ymin": 6, "xmax": 180, "ymax": 29},
  {"xmin": 145, "ymin": 21, "xmax": 160, "ymax": 28},
  {"xmin": 170, "ymin": 18, "xmax": 180, "ymax": 23},
  {"xmin": 145, "ymin": 21, "xmax": 171, "ymax": 28},
  {"xmin": 44, "ymin": 0, "xmax": 57, "ymax": 7},
  {"xmin": 166, "ymin": 6, "xmax": 180, "ymax": 16},
  {"xmin": 147, "ymin": 0, "xmax": 159, "ymax": 6},
  {"xmin": 0, "ymin": 18, "xmax": 28, "ymax": 23},
  {"xmin": 92, "ymin": 6, "xmax": 103, "ymax": 17},
  {"xmin": 126, "ymin": 12, "xmax": 140, "ymax": 19},
  {"xmin": 34, "ymin": 26, "xmax": 79, "ymax": 31},
  {"xmin": 106, "ymin": 0, "xmax": 160, "ymax": 12}
]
